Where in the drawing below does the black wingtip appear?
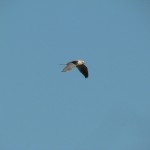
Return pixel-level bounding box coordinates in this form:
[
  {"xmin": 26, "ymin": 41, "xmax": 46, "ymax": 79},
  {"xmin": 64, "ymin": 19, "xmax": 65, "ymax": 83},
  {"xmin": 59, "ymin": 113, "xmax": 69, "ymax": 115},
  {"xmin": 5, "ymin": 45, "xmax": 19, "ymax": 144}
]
[{"xmin": 84, "ymin": 74, "xmax": 88, "ymax": 78}]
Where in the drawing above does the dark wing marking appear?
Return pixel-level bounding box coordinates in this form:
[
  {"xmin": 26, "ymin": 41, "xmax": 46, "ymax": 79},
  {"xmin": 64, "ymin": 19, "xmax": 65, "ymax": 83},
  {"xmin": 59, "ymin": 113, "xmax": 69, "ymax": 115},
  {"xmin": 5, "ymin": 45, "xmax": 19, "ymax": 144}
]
[
  {"xmin": 77, "ymin": 64, "xmax": 88, "ymax": 78},
  {"xmin": 71, "ymin": 60, "xmax": 78, "ymax": 65}
]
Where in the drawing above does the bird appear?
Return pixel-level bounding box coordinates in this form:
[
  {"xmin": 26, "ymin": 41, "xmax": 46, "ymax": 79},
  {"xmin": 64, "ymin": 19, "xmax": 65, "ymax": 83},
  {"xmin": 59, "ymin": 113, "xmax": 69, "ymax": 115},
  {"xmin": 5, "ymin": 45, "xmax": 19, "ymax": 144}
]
[{"xmin": 61, "ymin": 60, "xmax": 88, "ymax": 78}]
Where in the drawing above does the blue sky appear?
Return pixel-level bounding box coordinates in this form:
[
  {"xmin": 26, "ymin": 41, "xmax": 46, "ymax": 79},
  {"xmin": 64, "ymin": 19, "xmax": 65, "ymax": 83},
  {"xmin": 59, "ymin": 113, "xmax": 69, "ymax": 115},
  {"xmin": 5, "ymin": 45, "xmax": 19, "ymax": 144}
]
[{"xmin": 0, "ymin": 0, "xmax": 150, "ymax": 150}]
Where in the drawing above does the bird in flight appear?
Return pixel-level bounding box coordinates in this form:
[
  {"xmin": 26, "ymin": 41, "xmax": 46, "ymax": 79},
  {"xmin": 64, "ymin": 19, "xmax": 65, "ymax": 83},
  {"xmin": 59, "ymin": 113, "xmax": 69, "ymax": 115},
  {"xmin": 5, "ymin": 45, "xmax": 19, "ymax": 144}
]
[{"xmin": 61, "ymin": 60, "xmax": 88, "ymax": 78}]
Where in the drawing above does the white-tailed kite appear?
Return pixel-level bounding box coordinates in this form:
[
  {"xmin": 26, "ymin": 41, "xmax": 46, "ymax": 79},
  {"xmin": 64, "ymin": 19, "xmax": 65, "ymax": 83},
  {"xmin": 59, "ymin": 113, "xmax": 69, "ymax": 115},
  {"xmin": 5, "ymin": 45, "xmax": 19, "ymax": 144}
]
[{"xmin": 61, "ymin": 60, "xmax": 88, "ymax": 78}]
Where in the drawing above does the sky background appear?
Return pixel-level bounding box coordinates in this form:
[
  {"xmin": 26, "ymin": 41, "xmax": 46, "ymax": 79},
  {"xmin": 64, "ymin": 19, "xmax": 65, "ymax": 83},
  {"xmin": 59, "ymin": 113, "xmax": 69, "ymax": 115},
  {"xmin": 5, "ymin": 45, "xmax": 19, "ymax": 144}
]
[{"xmin": 0, "ymin": 0, "xmax": 150, "ymax": 150}]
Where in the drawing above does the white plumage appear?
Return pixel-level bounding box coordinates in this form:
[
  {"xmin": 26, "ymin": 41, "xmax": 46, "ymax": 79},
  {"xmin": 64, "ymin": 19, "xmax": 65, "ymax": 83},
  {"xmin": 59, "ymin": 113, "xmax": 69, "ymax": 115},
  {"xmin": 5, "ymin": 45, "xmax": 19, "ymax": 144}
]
[{"xmin": 61, "ymin": 60, "xmax": 89, "ymax": 78}]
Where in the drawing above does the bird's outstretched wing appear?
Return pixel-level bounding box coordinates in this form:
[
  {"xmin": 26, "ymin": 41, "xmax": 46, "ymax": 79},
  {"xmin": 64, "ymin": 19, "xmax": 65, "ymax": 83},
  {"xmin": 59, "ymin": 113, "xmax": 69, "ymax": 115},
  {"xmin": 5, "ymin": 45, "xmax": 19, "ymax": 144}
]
[
  {"xmin": 77, "ymin": 64, "xmax": 88, "ymax": 78},
  {"xmin": 62, "ymin": 63, "xmax": 76, "ymax": 72}
]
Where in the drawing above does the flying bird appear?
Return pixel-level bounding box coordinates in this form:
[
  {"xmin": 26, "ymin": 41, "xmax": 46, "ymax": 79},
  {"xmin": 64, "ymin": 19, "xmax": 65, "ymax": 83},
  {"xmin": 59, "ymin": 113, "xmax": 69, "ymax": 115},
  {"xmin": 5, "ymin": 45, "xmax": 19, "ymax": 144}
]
[{"xmin": 61, "ymin": 60, "xmax": 88, "ymax": 78}]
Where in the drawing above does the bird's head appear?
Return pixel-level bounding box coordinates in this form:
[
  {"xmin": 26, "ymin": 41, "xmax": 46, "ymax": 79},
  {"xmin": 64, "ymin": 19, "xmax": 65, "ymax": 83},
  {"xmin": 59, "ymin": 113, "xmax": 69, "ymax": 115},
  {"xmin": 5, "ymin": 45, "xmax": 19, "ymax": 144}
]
[{"xmin": 78, "ymin": 60, "xmax": 85, "ymax": 65}]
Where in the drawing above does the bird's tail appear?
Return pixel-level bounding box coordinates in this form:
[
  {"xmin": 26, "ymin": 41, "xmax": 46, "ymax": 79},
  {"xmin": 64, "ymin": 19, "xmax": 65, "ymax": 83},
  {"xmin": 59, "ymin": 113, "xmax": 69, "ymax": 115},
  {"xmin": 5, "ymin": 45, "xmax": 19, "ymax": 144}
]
[{"xmin": 59, "ymin": 64, "xmax": 66, "ymax": 65}]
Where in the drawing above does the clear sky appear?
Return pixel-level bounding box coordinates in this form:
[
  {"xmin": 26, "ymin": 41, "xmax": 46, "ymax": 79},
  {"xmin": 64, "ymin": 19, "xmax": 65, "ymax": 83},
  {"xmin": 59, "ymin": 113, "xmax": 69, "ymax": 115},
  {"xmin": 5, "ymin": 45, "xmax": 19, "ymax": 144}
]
[{"xmin": 0, "ymin": 0, "xmax": 150, "ymax": 150}]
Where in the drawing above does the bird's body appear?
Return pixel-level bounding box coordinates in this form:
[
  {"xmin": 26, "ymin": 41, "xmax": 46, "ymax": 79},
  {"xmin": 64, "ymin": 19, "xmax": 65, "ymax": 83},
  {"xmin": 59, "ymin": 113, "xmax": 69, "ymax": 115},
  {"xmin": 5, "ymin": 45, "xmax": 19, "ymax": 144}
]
[{"xmin": 61, "ymin": 60, "xmax": 88, "ymax": 78}]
